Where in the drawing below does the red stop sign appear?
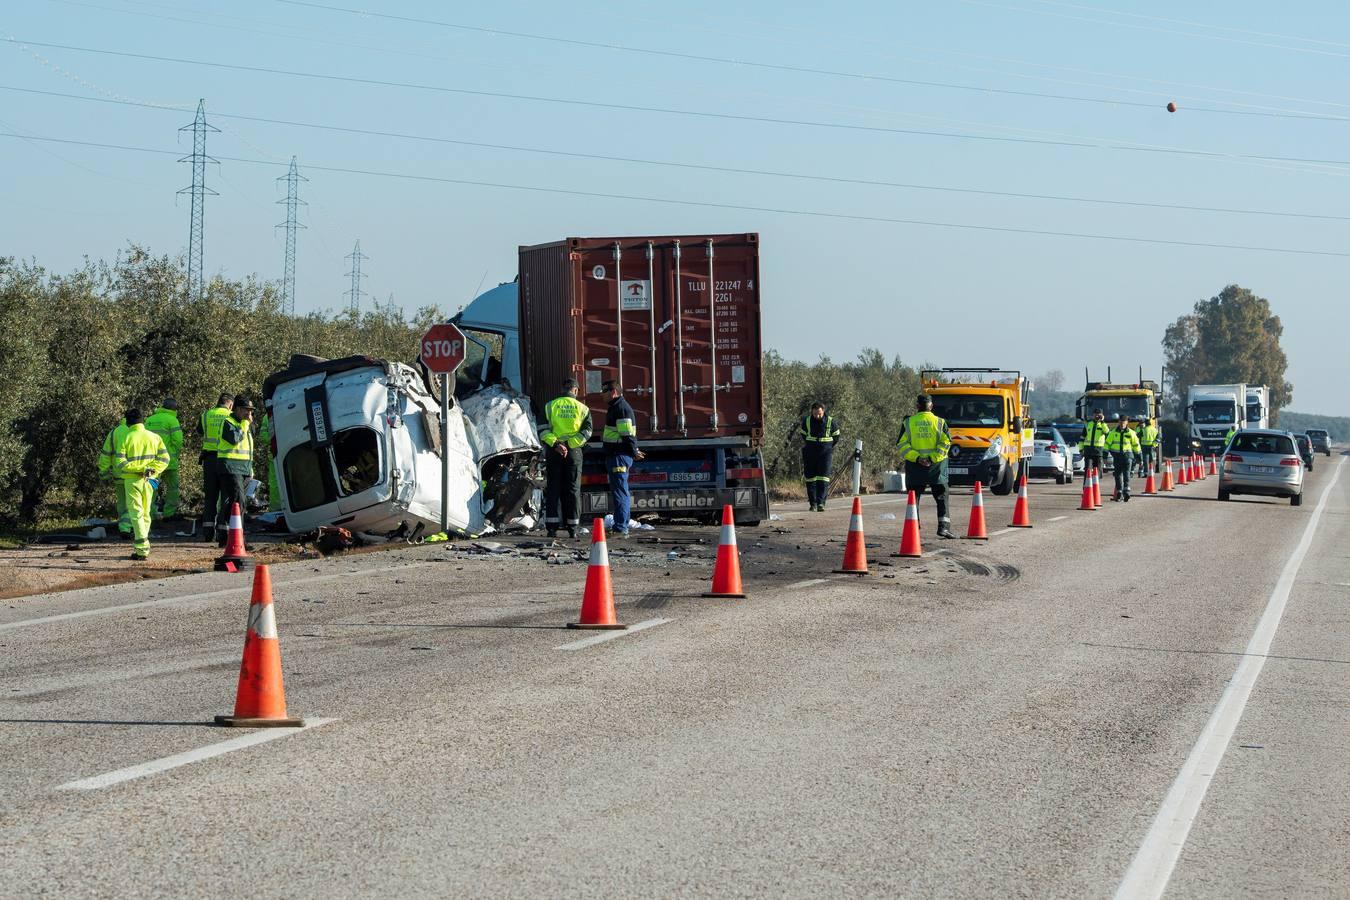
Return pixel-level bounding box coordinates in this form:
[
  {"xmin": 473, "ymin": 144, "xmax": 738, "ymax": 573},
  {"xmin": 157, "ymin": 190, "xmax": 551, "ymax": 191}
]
[{"xmin": 420, "ymin": 323, "xmax": 467, "ymax": 374}]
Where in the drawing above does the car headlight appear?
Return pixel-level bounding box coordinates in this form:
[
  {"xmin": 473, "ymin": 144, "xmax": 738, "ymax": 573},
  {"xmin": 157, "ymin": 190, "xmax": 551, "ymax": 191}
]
[{"xmin": 981, "ymin": 436, "xmax": 1003, "ymax": 461}]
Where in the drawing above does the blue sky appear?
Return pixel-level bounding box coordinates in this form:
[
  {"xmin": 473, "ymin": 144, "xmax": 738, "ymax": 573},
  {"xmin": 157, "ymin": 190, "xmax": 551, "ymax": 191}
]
[{"xmin": 3, "ymin": 0, "xmax": 1348, "ymax": 414}]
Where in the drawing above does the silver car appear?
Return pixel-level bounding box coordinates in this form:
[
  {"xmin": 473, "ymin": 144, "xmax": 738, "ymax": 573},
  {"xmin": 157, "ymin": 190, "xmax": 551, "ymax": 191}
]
[
  {"xmin": 1030, "ymin": 427, "xmax": 1073, "ymax": 484},
  {"xmin": 1218, "ymin": 429, "xmax": 1305, "ymax": 506}
]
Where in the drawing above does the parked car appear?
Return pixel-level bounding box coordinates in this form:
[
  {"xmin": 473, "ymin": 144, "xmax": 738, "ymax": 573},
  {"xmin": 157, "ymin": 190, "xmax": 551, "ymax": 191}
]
[
  {"xmin": 1218, "ymin": 429, "xmax": 1304, "ymax": 506},
  {"xmin": 1295, "ymin": 433, "xmax": 1315, "ymax": 472},
  {"xmin": 1051, "ymin": 422, "xmax": 1085, "ymax": 474},
  {"xmin": 1306, "ymin": 428, "xmax": 1332, "ymax": 456},
  {"xmin": 1030, "ymin": 427, "xmax": 1073, "ymax": 484}
]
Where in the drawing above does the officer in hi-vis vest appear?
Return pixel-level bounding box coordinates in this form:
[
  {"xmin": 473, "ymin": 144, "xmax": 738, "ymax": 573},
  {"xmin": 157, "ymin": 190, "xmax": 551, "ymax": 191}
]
[
  {"xmin": 896, "ymin": 395, "xmax": 955, "ymax": 538},
  {"xmin": 798, "ymin": 402, "xmax": 841, "ymax": 511},
  {"xmin": 540, "ymin": 378, "xmax": 593, "ymax": 539}
]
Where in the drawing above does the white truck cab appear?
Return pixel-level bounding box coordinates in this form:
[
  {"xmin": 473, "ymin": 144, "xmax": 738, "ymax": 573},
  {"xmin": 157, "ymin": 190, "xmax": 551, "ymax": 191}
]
[{"xmin": 264, "ymin": 355, "xmax": 540, "ymax": 540}]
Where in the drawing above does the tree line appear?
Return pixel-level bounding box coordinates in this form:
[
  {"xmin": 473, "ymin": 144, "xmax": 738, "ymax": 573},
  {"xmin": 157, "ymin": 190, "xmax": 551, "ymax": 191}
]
[{"xmin": 0, "ymin": 249, "xmax": 438, "ymax": 528}]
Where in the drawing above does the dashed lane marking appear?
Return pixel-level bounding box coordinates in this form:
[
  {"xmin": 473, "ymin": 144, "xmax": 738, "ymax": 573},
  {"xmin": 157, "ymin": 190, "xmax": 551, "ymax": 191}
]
[
  {"xmin": 1048, "ymin": 516, "xmax": 1068, "ymax": 522},
  {"xmin": 55, "ymin": 718, "xmax": 338, "ymax": 791},
  {"xmin": 1114, "ymin": 456, "xmax": 1346, "ymax": 899},
  {"xmin": 787, "ymin": 578, "xmax": 831, "ymax": 589},
  {"xmin": 988, "ymin": 528, "xmax": 1014, "ymax": 537},
  {"xmin": 555, "ymin": 617, "xmax": 671, "ymax": 651},
  {"xmin": 0, "ymin": 562, "xmax": 437, "ymax": 633}
]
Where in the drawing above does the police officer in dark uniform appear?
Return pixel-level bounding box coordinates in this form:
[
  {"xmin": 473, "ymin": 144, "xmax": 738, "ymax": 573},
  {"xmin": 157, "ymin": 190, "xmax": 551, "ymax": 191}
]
[
  {"xmin": 602, "ymin": 380, "xmax": 645, "ymax": 537},
  {"xmin": 798, "ymin": 402, "xmax": 841, "ymax": 511}
]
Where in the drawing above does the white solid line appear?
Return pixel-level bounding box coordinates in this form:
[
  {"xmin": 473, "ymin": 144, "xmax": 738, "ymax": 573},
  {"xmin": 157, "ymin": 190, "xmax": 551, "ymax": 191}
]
[
  {"xmin": 1114, "ymin": 457, "xmax": 1345, "ymax": 900},
  {"xmin": 55, "ymin": 717, "xmax": 338, "ymax": 790},
  {"xmin": 787, "ymin": 578, "xmax": 831, "ymax": 589},
  {"xmin": 556, "ymin": 617, "xmax": 671, "ymax": 651},
  {"xmin": 0, "ymin": 562, "xmax": 436, "ymax": 633},
  {"xmin": 1048, "ymin": 515, "xmax": 1068, "ymax": 522}
]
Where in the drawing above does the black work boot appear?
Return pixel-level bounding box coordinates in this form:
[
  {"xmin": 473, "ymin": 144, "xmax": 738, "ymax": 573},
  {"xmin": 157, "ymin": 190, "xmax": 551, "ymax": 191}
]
[{"xmin": 937, "ymin": 521, "xmax": 956, "ymax": 539}]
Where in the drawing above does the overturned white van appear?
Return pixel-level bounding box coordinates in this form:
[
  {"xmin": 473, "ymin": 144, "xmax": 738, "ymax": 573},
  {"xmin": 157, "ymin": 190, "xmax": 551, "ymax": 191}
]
[{"xmin": 263, "ymin": 355, "xmax": 541, "ymax": 540}]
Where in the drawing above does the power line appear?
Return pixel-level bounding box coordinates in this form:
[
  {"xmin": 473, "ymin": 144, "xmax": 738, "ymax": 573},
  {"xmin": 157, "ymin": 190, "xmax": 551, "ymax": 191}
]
[
  {"xmin": 5, "ymin": 78, "xmax": 1350, "ymax": 180},
  {"xmin": 275, "ymin": 155, "xmax": 306, "ymax": 316},
  {"xmin": 1025, "ymin": 0, "xmax": 1350, "ymax": 51},
  {"xmin": 273, "ymin": 0, "xmax": 1350, "ymax": 122},
  {"xmin": 176, "ymin": 98, "xmax": 218, "ymax": 300},
  {"xmin": 4, "ymin": 128, "xmax": 1349, "ymax": 260},
  {"xmin": 7, "ymin": 84, "xmax": 1350, "ymax": 217}
]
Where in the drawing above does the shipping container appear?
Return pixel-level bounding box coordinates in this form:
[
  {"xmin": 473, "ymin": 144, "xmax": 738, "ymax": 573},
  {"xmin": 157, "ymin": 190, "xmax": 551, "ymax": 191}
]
[{"xmin": 517, "ymin": 233, "xmax": 764, "ymax": 444}]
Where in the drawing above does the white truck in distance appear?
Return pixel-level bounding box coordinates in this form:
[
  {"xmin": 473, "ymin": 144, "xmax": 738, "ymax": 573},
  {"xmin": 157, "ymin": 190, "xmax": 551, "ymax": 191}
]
[
  {"xmin": 1246, "ymin": 385, "xmax": 1270, "ymax": 430},
  {"xmin": 1187, "ymin": 383, "xmax": 1246, "ymax": 456}
]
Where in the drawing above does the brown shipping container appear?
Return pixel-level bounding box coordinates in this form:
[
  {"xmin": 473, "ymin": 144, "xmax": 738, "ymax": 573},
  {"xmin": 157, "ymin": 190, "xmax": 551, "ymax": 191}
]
[{"xmin": 518, "ymin": 234, "xmax": 764, "ymax": 446}]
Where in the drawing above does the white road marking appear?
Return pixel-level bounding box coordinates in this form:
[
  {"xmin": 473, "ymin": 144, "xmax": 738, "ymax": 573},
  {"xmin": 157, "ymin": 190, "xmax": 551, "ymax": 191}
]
[
  {"xmin": 1048, "ymin": 516, "xmax": 1068, "ymax": 522},
  {"xmin": 988, "ymin": 528, "xmax": 1014, "ymax": 537},
  {"xmin": 55, "ymin": 718, "xmax": 338, "ymax": 790},
  {"xmin": 1114, "ymin": 456, "xmax": 1345, "ymax": 900},
  {"xmin": 0, "ymin": 562, "xmax": 436, "ymax": 633},
  {"xmin": 556, "ymin": 617, "xmax": 670, "ymax": 651},
  {"xmin": 787, "ymin": 578, "xmax": 831, "ymax": 589}
]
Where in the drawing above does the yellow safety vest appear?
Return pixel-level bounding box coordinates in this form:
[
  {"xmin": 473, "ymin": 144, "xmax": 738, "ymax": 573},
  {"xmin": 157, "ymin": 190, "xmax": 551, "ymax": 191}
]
[
  {"xmin": 115, "ymin": 424, "xmax": 171, "ymax": 479},
  {"xmin": 217, "ymin": 416, "xmax": 255, "ymax": 463},
  {"xmin": 896, "ymin": 411, "xmax": 951, "ymax": 464},
  {"xmin": 1081, "ymin": 421, "xmax": 1110, "ymax": 450},
  {"xmin": 200, "ymin": 406, "xmax": 232, "ymax": 453},
  {"xmin": 800, "ymin": 415, "xmax": 840, "ymax": 443},
  {"xmin": 1105, "ymin": 428, "xmax": 1141, "ymax": 453},
  {"xmin": 541, "ymin": 396, "xmax": 592, "ymax": 449},
  {"xmin": 1139, "ymin": 424, "xmax": 1159, "ymax": 447}
]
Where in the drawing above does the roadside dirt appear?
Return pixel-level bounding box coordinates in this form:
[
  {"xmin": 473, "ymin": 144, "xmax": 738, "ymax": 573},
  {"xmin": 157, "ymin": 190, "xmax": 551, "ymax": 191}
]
[{"xmin": 0, "ymin": 525, "xmax": 317, "ymax": 602}]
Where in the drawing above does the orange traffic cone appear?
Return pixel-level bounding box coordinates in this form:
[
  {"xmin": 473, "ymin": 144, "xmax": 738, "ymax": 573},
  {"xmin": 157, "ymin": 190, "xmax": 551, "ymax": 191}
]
[
  {"xmin": 964, "ymin": 480, "xmax": 989, "ymax": 539},
  {"xmin": 1177, "ymin": 456, "xmax": 1189, "ymax": 485},
  {"xmin": 834, "ymin": 496, "xmax": 870, "ymax": 574},
  {"xmin": 1143, "ymin": 467, "xmax": 1157, "ymax": 495},
  {"xmin": 1010, "ymin": 473, "xmax": 1033, "ymax": 527},
  {"xmin": 214, "ymin": 501, "xmax": 253, "ymax": 572},
  {"xmin": 1192, "ymin": 454, "xmax": 1202, "ymax": 481},
  {"xmin": 703, "ymin": 505, "xmax": 747, "ymax": 598},
  {"xmin": 216, "ymin": 565, "xmax": 303, "ymax": 727},
  {"xmin": 569, "ymin": 518, "xmax": 626, "ymax": 628},
  {"xmin": 894, "ymin": 490, "xmax": 922, "ymax": 558},
  {"xmin": 1079, "ymin": 468, "xmax": 1097, "ymax": 511},
  {"xmin": 1208, "ymin": 454, "xmax": 1218, "ymax": 476},
  {"xmin": 1091, "ymin": 467, "xmax": 1103, "ymax": 508},
  {"xmin": 1161, "ymin": 459, "xmax": 1175, "ymax": 491}
]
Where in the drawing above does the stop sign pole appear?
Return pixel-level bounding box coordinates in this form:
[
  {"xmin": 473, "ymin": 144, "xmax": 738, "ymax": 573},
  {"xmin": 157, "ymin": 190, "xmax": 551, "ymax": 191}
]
[{"xmin": 420, "ymin": 323, "xmax": 467, "ymax": 534}]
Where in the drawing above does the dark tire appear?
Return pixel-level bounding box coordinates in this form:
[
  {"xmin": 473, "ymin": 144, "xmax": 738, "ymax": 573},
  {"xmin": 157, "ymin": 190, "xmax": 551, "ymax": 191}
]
[
  {"xmin": 740, "ymin": 519, "xmax": 761, "ymax": 528},
  {"xmin": 1291, "ymin": 493, "xmax": 1303, "ymax": 507},
  {"xmin": 1055, "ymin": 471, "xmax": 1067, "ymax": 485},
  {"xmin": 990, "ymin": 464, "xmax": 1016, "ymax": 496},
  {"xmin": 1218, "ymin": 489, "xmax": 1230, "ymax": 501}
]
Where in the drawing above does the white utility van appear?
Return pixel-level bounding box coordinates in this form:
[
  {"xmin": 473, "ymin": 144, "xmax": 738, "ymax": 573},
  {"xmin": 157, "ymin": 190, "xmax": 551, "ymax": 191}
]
[{"xmin": 263, "ymin": 355, "xmax": 540, "ymax": 540}]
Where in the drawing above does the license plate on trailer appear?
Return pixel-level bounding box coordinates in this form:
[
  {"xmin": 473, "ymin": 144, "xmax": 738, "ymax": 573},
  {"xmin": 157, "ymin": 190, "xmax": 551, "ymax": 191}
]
[
  {"xmin": 1248, "ymin": 465, "xmax": 1275, "ymax": 474},
  {"xmin": 949, "ymin": 467, "xmax": 969, "ymax": 475}
]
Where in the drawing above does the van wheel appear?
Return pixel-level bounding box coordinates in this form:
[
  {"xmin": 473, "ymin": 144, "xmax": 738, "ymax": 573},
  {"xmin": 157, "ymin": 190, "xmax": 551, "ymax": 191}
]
[
  {"xmin": 990, "ymin": 465, "xmax": 1016, "ymax": 496},
  {"xmin": 1291, "ymin": 493, "xmax": 1303, "ymax": 507},
  {"xmin": 1055, "ymin": 471, "xmax": 1067, "ymax": 484},
  {"xmin": 1218, "ymin": 489, "xmax": 1230, "ymax": 501}
]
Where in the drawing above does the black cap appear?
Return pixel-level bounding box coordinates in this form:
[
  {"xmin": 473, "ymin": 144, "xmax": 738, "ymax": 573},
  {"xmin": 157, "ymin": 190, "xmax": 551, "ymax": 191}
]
[{"xmin": 233, "ymin": 395, "xmax": 255, "ymax": 411}]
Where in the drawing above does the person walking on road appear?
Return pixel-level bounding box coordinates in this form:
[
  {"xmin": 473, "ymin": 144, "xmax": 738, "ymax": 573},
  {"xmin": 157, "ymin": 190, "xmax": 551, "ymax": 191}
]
[
  {"xmin": 97, "ymin": 414, "xmax": 132, "ymax": 540},
  {"xmin": 214, "ymin": 395, "xmax": 255, "ymax": 547},
  {"xmin": 198, "ymin": 392, "xmax": 233, "ymax": 542},
  {"xmin": 145, "ymin": 398, "xmax": 184, "ymax": 521},
  {"xmin": 1106, "ymin": 414, "xmax": 1141, "ymax": 501},
  {"xmin": 896, "ymin": 394, "xmax": 955, "ymax": 539},
  {"xmin": 1136, "ymin": 417, "xmax": 1159, "ymax": 478},
  {"xmin": 799, "ymin": 402, "xmax": 841, "ymax": 511},
  {"xmin": 602, "ymin": 380, "xmax": 644, "ymax": 538},
  {"xmin": 540, "ymin": 378, "xmax": 593, "ymax": 539},
  {"xmin": 114, "ymin": 408, "xmax": 171, "ymax": 561},
  {"xmin": 1080, "ymin": 409, "xmax": 1110, "ymax": 481}
]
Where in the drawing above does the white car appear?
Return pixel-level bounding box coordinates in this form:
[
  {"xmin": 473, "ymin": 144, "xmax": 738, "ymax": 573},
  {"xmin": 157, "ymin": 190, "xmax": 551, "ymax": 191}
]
[{"xmin": 1030, "ymin": 427, "xmax": 1074, "ymax": 484}]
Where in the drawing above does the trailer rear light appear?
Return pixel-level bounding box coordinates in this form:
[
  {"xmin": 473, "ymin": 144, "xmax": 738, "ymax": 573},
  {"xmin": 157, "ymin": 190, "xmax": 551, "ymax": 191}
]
[
  {"xmin": 1224, "ymin": 453, "xmax": 1243, "ymax": 463},
  {"xmin": 726, "ymin": 467, "xmax": 763, "ymax": 480},
  {"xmin": 1280, "ymin": 458, "xmax": 1301, "ymax": 467},
  {"xmin": 581, "ymin": 474, "xmax": 608, "ymax": 485}
]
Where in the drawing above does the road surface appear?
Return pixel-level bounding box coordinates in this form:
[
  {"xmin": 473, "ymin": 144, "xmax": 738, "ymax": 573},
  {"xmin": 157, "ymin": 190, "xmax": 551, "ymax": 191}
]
[{"xmin": 3, "ymin": 456, "xmax": 1346, "ymax": 897}]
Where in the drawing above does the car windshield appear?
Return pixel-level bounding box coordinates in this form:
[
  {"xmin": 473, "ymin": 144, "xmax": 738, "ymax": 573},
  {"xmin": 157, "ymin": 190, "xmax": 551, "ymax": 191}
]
[
  {"xmin": 1231, "ymin": 433, "xmax": 1295, "ymax": 455},
  {"xmin": 931, "ymin": 394, "xmax": 1003, "ymax": 427},
  {"xmin": 1092, "ymin": 396, "xmax": 1150, "ymax": 419},
  {"xmin": 1246, "ymin": 403, "xmax": 1262, "ymax": 421},
  {"xmin": 1192, "ymin": 400, "xmax": 1236, "ymax": 424},
  {"xmin": 1054, "ymin": 424, "xmax": 1084, "ymax": 443}
]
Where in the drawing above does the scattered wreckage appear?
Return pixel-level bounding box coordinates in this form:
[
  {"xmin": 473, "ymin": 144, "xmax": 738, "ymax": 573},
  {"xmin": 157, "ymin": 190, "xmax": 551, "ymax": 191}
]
[{"xmin": 263, "ymin": 354, "xmax": 542, "ymax": 543}]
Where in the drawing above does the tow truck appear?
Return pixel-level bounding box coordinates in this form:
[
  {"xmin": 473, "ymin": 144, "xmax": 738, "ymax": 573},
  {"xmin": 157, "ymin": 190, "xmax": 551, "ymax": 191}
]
[{"xmin": 921, "ymin": 368, "xmax": 1033, "ymax": 495}]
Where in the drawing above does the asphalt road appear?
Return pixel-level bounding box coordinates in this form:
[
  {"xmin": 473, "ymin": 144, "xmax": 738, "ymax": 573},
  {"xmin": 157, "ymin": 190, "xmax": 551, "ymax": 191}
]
[{"xmin": 2, "ymin": 455, "xmax": 1346, "ymax": 897}]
